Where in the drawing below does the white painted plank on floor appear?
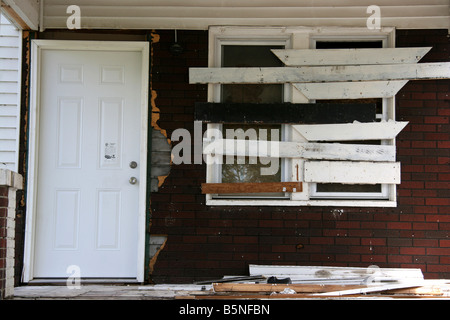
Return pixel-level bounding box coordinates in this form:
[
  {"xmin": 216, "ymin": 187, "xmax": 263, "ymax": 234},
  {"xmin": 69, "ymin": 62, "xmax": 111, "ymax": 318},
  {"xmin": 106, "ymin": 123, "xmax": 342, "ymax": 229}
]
[
  {"xmin": 203, "ymin": 139, "xmax": 396, "ymax": 162},
  {"xmin": 293, "ymin": 80, "xmax": 408, "ymax": 99},
  {"xmin": 304, "ymin": 160, "xmax": 401, "ymax": 184},
  {"xmin": 292, "ymin": 120, "xmax": 408, "ymax": 141},
  {"xmin": 271, "ymin": 47, "xmax": 431, "ymax": 66},
  {"xmin": 249, "ymin": 264, "xmax": 424, "ymax": 281},
  {"xmin": 189, "ymin": 62, "xmax": 450, "ymax": 84}
]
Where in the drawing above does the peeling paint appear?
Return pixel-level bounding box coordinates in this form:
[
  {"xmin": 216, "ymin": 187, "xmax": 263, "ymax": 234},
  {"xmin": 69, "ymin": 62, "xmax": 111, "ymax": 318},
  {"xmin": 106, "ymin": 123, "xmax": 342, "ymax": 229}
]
[
  {"xmin": 150, "ymin": 31, "xmax": 171, "ymax": 189},
  {"xmin": 148, "ymin": 234, "xmax": 168, "ymax": 280}
]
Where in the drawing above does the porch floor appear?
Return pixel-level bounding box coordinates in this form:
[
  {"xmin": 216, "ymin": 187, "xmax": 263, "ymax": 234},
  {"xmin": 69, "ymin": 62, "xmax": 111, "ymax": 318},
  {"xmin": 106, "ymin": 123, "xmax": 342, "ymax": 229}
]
[
  {"xmin": 12, "ymin": 284, "xmax": 213, "ymax": 300},
  {"xmin": 11, "ymin": 281, "xmax": 450, "ymax": 300}
]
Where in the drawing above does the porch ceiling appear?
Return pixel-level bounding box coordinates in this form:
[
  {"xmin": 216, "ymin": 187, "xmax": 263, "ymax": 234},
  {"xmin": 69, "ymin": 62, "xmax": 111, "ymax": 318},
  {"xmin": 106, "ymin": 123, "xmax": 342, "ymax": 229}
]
[{"xmin": 7, "ymin": 0, "xmax": 450, "ymax": 31}]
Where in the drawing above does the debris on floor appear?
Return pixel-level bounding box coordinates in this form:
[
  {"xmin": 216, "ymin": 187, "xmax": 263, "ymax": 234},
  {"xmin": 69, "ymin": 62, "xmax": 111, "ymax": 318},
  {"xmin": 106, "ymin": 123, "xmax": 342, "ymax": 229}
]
[{"xmin": 175, "ymin": 265, "xmax": 450, "ymax": 300}]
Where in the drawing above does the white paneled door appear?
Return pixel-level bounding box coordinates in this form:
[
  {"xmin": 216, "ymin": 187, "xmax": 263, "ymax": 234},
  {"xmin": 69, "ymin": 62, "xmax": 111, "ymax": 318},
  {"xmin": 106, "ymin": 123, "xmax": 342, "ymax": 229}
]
[{"xmin": 32, "ymin": 48, "xmax": 144, "ymax": 279}]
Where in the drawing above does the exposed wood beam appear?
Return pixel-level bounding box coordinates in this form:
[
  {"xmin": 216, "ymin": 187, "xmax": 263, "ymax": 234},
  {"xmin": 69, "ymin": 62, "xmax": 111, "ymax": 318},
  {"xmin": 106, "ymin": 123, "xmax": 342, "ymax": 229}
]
[
  {"xmin": 304, "ymin": 161, "xmax": 401, "ymax": 184},
  {"xmin": 293, "ymin": 80, "xmax": 408, "ymax": 100},
  {"xmin": 189, "ymin": 62, "xmax": 450, "ymax": 84},
  {"xmin": 292, "ymin": 121, "xmax": 408, "ymax": 141},
  {"xmin": 195, "ymin": 102, "xmax": 376, "ymax": 124},
  {"xmin": 271, "ymin": 47, "xmax": 431, "ymax": 66},
  {"xmin": 201, "ymin": 182, "xmax": 302, "ymax": 194}
]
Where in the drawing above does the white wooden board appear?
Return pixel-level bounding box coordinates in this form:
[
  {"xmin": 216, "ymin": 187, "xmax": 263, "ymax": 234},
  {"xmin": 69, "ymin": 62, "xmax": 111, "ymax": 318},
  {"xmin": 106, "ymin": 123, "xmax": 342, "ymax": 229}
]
[
  {"xmin": 189, "ymin": 62, "xmax": 450, "ymax": 84},
  {"xmin": 271, "ymin": 47, "xmax": 431, "ymax": 66},
  {"xmin": 293, "ymin": 80, "xmax": 408, "ymax": 99},
  {"xmin": 304, "ymin": 161, "xmax": 401, "ymax": 184},
  {"xmin": 249, "ymin": 264, "xmax": 424, "ymax": 282},
  {"xmin": 203, "ymin": 139, "xmax": 396, "ymax": 162},
  {"xmin": 292, "ymin": 120, "xmax": 408, "ymax": 141}
]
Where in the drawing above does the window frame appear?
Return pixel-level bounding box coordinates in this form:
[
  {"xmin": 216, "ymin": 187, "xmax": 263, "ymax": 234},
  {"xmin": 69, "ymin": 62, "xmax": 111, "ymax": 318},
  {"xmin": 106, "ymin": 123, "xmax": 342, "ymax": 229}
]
[
  {"xmin": 205, "ymin": 26, "xmax": 398, "ymax": 207},
  {"xmin": 308, "ymin": 36, "xmax": 394, "ymax": 201}
]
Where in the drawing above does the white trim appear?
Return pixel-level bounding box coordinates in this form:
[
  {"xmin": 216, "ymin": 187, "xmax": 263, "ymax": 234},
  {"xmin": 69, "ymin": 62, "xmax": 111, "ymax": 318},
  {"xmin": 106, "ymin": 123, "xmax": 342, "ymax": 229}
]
[
  {"xmin": 23, "ymin": 40, "xmax": 149, "ymax": 283},
  {"xmin": 206, "ymin": 199, "xmax": 397, "ymax": 207}
]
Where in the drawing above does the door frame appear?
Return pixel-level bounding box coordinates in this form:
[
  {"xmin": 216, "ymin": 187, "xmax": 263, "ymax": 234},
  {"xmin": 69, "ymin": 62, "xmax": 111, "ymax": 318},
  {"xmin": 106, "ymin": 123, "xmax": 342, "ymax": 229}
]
[{"xmin": 23, "ymin": 40, "xmax": 149, "ymax": 283}]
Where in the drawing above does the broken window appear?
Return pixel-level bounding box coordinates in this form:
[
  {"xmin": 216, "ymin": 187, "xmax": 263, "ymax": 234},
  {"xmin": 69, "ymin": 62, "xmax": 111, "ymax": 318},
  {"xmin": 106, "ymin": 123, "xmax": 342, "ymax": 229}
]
[
  {"xmin": 212, "ymin": 44, "xmax": 289, "ymax": 199},
  {"xmin": 199, "ymin": 26, "xmax": 401, "ymax": 207}
]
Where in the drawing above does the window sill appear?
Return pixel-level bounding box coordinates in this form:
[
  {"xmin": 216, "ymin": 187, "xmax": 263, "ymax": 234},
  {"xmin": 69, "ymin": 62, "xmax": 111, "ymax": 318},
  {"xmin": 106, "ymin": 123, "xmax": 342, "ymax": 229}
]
[{"xmin": 206, "ymin": 198, "xmax": 397, "ymax": 207}]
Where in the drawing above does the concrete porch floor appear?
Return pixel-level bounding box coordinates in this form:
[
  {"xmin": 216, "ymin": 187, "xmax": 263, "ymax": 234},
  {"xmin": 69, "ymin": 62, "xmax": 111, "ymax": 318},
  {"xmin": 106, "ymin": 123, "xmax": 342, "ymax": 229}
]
[{"xmin": 12, "ymin": 284, "xmax": 214, "ymax": 300}]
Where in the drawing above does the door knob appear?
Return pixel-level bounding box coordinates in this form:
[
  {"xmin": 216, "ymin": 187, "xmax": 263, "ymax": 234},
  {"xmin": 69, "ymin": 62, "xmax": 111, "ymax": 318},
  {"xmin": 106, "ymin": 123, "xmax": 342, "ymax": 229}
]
[{"xmin": 129, "ymin": 177, "xmax": 137, "ymax": 185}]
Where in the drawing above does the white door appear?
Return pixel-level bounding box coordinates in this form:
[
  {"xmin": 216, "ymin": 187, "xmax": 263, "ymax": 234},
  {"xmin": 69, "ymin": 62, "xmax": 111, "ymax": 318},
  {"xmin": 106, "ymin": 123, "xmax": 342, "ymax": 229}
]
[{"xmin": 32, "ymin": 48, "xmax": 144, "ymax": 279}]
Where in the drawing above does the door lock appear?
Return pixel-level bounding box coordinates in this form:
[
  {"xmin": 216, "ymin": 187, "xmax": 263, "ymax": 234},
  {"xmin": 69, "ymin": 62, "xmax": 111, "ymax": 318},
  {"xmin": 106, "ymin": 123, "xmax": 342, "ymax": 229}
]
[{"xmin": 129, "ymin": 161, "xmax": 138, "ymax": 169}]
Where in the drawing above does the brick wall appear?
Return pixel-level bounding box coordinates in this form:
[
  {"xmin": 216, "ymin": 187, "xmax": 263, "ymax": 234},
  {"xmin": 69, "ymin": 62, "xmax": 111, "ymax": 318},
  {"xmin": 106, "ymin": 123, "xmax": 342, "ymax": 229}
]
[
  {"xmin": 0, "ymin": 170, "xmax": 22, "ymax": 299},
  {"xmin": 149, "ymin": 29, "xmax": 450, "ymax": 283}
]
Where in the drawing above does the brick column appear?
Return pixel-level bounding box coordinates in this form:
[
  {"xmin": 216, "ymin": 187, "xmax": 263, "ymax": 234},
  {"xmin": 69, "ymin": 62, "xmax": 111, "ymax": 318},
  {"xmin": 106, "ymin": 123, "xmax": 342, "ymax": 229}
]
[{"xmin": 0, "ymin": 170, "xmax": 23, "ymax": 300}]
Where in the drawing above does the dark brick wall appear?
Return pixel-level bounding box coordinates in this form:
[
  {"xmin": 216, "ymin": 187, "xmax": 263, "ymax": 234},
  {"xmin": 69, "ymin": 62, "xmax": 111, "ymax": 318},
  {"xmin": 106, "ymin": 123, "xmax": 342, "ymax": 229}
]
[{"xmin": 149, "ymin": 29, "xmax": 450, "ymax": 283}]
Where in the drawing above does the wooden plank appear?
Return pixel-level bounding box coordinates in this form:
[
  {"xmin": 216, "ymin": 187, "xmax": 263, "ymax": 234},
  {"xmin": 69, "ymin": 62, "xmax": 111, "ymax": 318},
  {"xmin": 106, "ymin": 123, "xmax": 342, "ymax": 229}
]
[
  {"xmin": 189, "ymin": 62, "xmax": 450, "ymax": 84},
  {"xmin": 201, "ymin": 182, "xmax": 302, "ymax": 194},
  {"xmin": 195, "ymin": 102, "xmax": 376, "ymax": 124},
  {"xmin": 213, "ymin": 283, "xmax": 366, "ymax": 293},
  {"xmin": 271, "ymin": 47, "xmax": 431, "ymax": 66},
  {"xmin": 204, "ymin": 139, "xmax": 396, "ymax": 162},
  {"xmin": 249, "ymin": 265, "xmax": 424, "ymax": 281},
  {"xmin": 292, "ymin": 120, "xmax": 409, "ymax": 141},
  {"xmin": 293, "ymin": 80, "xmax": 408, "ymax": 99},
  {"xmin": 304, "ymin": 161, "xmax": 401, "ymax": 184},
  {"xmin": 312, "ymin": 283, "xmax": 423, "ymax": 296}
]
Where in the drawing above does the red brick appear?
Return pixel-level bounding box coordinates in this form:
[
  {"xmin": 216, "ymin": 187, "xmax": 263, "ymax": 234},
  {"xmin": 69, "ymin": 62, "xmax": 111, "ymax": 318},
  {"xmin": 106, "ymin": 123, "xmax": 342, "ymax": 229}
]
[
  {"xmin": 387, "ymin": 222, "xmax": 411, "ymax": 230},
  {"xmin": 414, "ymin": 239, "xmax": 439, "ymax": 247},
  {"xmin": 400, "ymin": 247, "xmax": 426, "ymax": 255},
  {"xmin": 412, "ymin": 141, "xmax": 436, "ymax": 148},
  {"xmin": 389, "ymin": 255, "xmax": 413, "ymax": 263},
  {"xmin": 412, "ymin": 222, "xmax": 439, "ymax": 230},
  {"xmin": 361, "ymin": 238, "xmax": 386, "ymax": 246},
  {"xmin": 426, "ymin": 198, "xmax": 450, "ymax": 206},
  {"xmin": 361, "ymin": 255, "xmax": 386, "ymax": 263},
  {"xmin": 427, "ymin": 248, "xmax": 450, "ymax": 255},
  {"xmin": 411, "ymin": 92, "xmax": 436, "ymax": 100},
  {"xmin": 426, "ymin": 215, "xmax": 450, "ymax": 222},
  {"xmin": 335, "ymin": 221, "xmax": 360, "ymax": 229},
  {"xmin": 440, "ymin": 240, "xmax": 450, "ymax": 247},
  {"xmin": 425, "ymin": 116, "xmax": 449, "ymax": 124},
  {"xmin": 427, "ymin": 264, "xmax": 450, "ymax": 273},
  {"xmin": 310, "ymin": 237, "xmax": 334, "ymax": 245}
]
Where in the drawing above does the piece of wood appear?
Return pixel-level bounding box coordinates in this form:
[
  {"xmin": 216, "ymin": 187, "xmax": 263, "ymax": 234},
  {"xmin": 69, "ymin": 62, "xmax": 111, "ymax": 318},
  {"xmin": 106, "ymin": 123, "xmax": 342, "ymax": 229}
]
[
  {"xmin": 304, "ymin": 161, "xmax": 401, "ymax": 185},
  {"xmin": 312, "ymin": 283, "xmax": 423, "ymax": 296},
  {"xmin": 201, "ymin": 182, "xmax": 302, "ymax": 194},
  {"xmin": 249, "ymin": 265, "xmax": 424, "ymax": 282},
  {"xmin": 189, "ymin": 62, "xmax": 450, "ymax": 84},
  {"xmin": 213, "ymin": 283, "xmax": 366, "ymax": 293},
  {"xmin": 292, "ymin": 120, "xmax": 408, "ymax": 141},
  {"xmin": 204, "ymin": 139, "xmax": 396, "ymax": 162},
  {"xmin": 194, "ymin": 102, "xmax": 376, "ymax": 124},
  {"xmin": 293, "ymin": 81, "xmax": 408, "ymax": 99},
  {"xmin": 271, "ymin": 47, "xmax": 431, "ymax": 66}
]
